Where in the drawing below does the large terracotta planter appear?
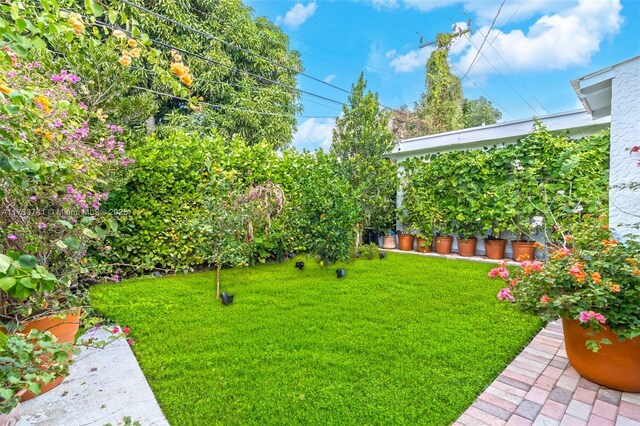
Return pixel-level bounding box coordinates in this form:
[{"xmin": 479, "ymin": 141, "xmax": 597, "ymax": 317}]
[
  {"xmin": 434, "ymin": 236, "xmax": 453, "ymax": 255},
  {"xmin": 416, "ymin": 237, "xmax": 432, "ymax": 253},
  {"xmin": 484, "ymin": 238, "xmax": 507, "ymax": 259},
  {"xmin": 512, "ymin": 241, "xmax": 536, "ymax": 261},
  {"xmin": 381, "ymin": 235, "xmax": 396, "ymax": 249},
  {"xmin": 457, "ymin": 238, "xmax": 477, "ymax": 257},
  {"xmin": 562, "ymin": 318, "xmax": 640, "ymax": 392},
  {"xmin": 20, "ymin": 310, "xmax": 81, "ymax": 401},
  {"xmin": 397, "ymin": 234, "xmax": 414, "ymax": 251}
]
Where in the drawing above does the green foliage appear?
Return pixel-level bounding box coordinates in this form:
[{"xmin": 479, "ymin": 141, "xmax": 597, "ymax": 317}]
[
  {"xmin": 90, "ymin": 254, "xmax": 541, "ymax": 425},
  {"xmin": 0, "ymin": 329, "xmax": 74, "ymax": 414},
  {"xmin": 357, "ymin": 242, "xmax": 379, "ymax": 260},
  {"xmin": 490, "ymin": 215, "xmax": 640, "ymax": 347},
  {"xmin": 462, "ymin": 97, "xmax": 502, "ymax": 128},
  {"xmin": 0, "ymin": 253, "xmax": 57, "ymax": 301},
  {"xmin": 331, "ymin": 73, "xmax": 398, "ymax": 233},
  {"xmin": 402, "ymin": 126, "xmax": 610, "ymax": 239}
]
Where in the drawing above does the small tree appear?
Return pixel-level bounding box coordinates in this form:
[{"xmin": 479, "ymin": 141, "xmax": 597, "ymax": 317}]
[
  {"xmin": 462, "ymin": 97, "xmax": 502, "ymax": 128},
  {"xmin": 196, "ymin": 176, "xmax": 285, "ymax": 299},
  {"xmin": 330, "ymin": 73, "xmax": 398, "ymax": 253}
]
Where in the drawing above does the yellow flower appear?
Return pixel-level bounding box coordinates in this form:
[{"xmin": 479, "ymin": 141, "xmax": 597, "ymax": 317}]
[
  {"xmin": 0, "ymin": 83, "xmax": 11, "ymax": 95},
  {"xmin": 96, "ymin": 108, "xmax": 108, "ymax": 123},
  {"xmin": 129, "ymin": 48, "xmax": 142, "ymax": 58},
  {"xmin": 127, "ymin": 39, "xmax": 137, "ymax": 47},
  {"xmin": 68, "ymin": 13, "xmax": 84, "ymax": 36},
  {"xmin": 119, "ymin": 55, "xmax": 132, "ymax": 67},
  {"xmin": 113, "ymin": 30, "xmax": 126, "ymax": 39},
  {"xmin": 44, "ymin": 131, "xmax": 54, "ymax": 141}
]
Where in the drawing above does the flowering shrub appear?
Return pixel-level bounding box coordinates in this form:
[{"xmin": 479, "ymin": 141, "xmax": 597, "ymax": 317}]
[{"xmin": 489, "ymin": 215, "xmax": 640, "ymax": 350}]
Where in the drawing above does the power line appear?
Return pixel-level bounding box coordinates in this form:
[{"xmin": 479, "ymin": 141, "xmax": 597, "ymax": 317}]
[
  {"xmin": 449, "ymin": 63, "xmax": 515, "ymax": 120},
  {"xmin": 459, "ymin": 0, "xmax": 504, "ymax": 80},
  {"xmin": 131, "ymin": 86, "xmax": 338, "ymax": 118},
  {"xmin": 121, "ymin": 0, "xmax": 353, "ymax": 96},
  {"xmin": 458, "ymin": 6, "xmax": 548, "ymax": 114}
]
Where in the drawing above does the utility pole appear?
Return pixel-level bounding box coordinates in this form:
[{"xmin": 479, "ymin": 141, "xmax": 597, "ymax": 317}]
[{"xmin": 418, "ymin": 20, "xmax": 472, "ymax": 49}]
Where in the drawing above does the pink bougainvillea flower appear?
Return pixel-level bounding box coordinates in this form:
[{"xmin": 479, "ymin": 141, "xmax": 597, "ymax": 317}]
[
  {"xmin": 122, "ymin": 326, "xmax": 130, "ymax": 334},
  {"xmin": 540, "ymin": 294, "xmax": 551, "ymax": 303},
  {"xmin": 579, "ymin": 311, "xmax": 606, "ymax": 324},
  {"xmin": 38, "ymin": 222, "xmax": 47, "ymax": 230},
  {"xmin": 112, "ymin": 326, "xmax": 120, "ymax": 334},
  {"xmin": 497, "ymin": 288, "xmax": 515, "ymax": 302},
  {"xmin": 6, "ymin": 234, "xmax": 17, "ymax": 241},
  {"xmin": 127, "ymin": 339, "xmax": 135, "ymax": 346}
]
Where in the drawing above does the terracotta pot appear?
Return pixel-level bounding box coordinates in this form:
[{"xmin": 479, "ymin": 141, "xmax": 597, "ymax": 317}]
[
  {"xmin": 381, "ymin": 235, "xmax": 396, "ymax": 249},
  {"xmin": 512, "ymin": 241, "xmax": 536, "ymax": 261},
  {"xmin": 20, "ymin": 310, "xmax": 81, "ymax": 401},
  {"xmin": 434, "ymin": 236, "xmax": 453, "ymax": 255},
  {"xmin": 562, "ymin": 318, "xmax": 640, "ymax": 392},
  {"xmin": 416, "ymin": 237, "xmax": 432, "ymax": 253},
  {"xmin": 397, "ymin": 234, "xmax": 414, "ymax": 251},
  {"xmin": 457, "ymin": 238, "xmax": 477, "ymax": 257},
  {"xmin": 484, "ymin": 238, "xmax": 507, "ymax": 259}
]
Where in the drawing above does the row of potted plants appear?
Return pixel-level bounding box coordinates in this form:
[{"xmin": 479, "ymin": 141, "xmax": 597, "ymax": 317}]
[{"xmin": 382, "ymin": 233, "xmax": 538, "ymax": 260}]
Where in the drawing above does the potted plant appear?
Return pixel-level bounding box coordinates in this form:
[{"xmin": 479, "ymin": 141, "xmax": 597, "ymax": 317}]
[
  {"xmin": 397, "ymin": 230, "xmax": 415, "ymax": 251},
  {"xmin": 510, "ymin": 215, "xmax": 544, "ymax": 261},
  {"xmin": 415, "ymin": 232, "xmax": 433, "ymax": 253},
  {"xmin": 0, "ymin": 330, "xmax": 74, "ymax": 422},
  {"xmin": 381, "ymin": 230, "xmax": 396, "ymax": 249},
  {"xmin": 488, "ymin": 215, "xmax": 640, "ymax": 392},
  {"xmin": 452, "ymin": 218, "xmax": 482, "ymax": 257},
  {"xmin": 433, "ymin": 221, "xmax": 453, "ymax": 255}
]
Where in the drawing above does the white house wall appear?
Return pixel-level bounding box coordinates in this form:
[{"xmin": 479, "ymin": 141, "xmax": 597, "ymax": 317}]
[{"xmin": 609, "ymin": 59, "xmax": 640, "ymax": 239}]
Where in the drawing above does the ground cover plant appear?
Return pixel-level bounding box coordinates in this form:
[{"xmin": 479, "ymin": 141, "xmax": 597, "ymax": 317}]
[{"xmin": 90, "ymin": 254, "xmax": 541, "ymax": 425}]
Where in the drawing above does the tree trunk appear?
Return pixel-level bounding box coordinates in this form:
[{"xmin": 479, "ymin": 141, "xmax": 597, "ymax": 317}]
[
  {"xmin": 354, "ymin": 223, "xmax": 362, "ymax": 256},
  {"xmin": 216, "ymin": 264, "xmax": 221, "ymax": 300}
]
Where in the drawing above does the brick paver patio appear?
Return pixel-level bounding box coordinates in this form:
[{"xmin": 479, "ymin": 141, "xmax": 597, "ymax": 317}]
[{"xmin": 455, "ymin": 320, "xmax": 640, "ymax": 426}]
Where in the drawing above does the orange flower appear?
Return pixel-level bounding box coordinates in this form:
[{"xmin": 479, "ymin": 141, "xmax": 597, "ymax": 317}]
[
  {"xmin": 0, "ymin": 83, "xmax": 11, "ymax": 95},
  {"xmin": 569, "ymin": 263, "xmax": 586, "ymax": 283},
  {"xmin": 609, "ymin": 284, "xmax": 621, "ymax": 293},
  {"xmin": 632, "ymin": 269, "xmax": 640, "ymax": 275},
  {"xmin": 44, "ymin": 131, "xmax": 54, "ymax": 141},
  {"xmin": 180, "ymin": 74, "xmax": 193, "ymax": 86},
  {"xmin": 129, "ymin": 48, "xmax": 142, "ymax": 58},
  {"xmin": 540, "ymin": 294, "xmax": 551, "ymax": 304},
  {"xmin": 128, "ymin": 39, "xmax": 137, "ymax": 47},
  {"xmin": 533, "ymin": 242, "xmax": 545, "ymax": 250},
  {"xmin": 590, "ymin": 272, "xmax": 602, "ymax": 284},
  {"xmin": 171, "ymin": 62, "xmax": 189, "ymax": 77},
  {"xmin": 33, "ymin": 96, "xmax": 52, "ymax": 113},
  {"xmin": 68, "ymin": 12, "xmax": 84, "ymax": 36},
  {"xmin": 119, "ymin": 55, "xmax": 132, "ymax": 67},
  {"xmin": 603, "ymin": 239, "xmax": 618, "ymax": 246}
]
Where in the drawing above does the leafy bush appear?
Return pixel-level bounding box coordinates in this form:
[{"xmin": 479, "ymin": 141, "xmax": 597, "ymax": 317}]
[
  {"xmin": 357, "ymin": 243, "xmax": 379, "ymax": 260},
  {"xmin": 402, "ymin": 125, "xmax": 609, "ymax": 240}
]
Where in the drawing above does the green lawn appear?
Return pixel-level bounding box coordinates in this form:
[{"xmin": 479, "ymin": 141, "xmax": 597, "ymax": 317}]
[{"xmin": 90, "ymin": 253, "xmax": 542, "ymax": 425}]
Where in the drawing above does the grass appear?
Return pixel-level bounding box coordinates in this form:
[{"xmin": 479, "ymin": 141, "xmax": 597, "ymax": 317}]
[{"xmin": 90, "ymin": 253, "xmax": 542, "ymax": 425}]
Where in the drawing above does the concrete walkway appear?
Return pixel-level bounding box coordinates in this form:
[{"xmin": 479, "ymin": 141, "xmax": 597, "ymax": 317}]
[
  {"xmin": 456, "ymin": 320, "xmax": 640, "ymax": 426},
  {"xmin": 380, "ymin": 248, "xmax": 522, "ymax": 266},
  {"xmin": 18, "ymin": 329, "xmax": 169, "ymax": 426}
]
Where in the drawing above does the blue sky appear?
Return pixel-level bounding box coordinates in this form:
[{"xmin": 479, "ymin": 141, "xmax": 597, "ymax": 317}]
[{"xmin": 246, "ymin": 0, "xmax": 640, "ymax": 150}]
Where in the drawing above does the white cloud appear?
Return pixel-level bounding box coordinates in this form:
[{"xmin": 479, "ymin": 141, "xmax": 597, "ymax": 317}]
[
  {"xmin": 323, "ymin": 74, "xmax": 336, "ymax": 83},
  {"xmin": 388, "ymin": 46, "xmax": 433, "ymax": 73},
  {"xmin": 454, "ymin": 0, "xmax": 622, "ymax": 76},
  {"xmin": 275, "ymin": 2, "xmax": 318, "ymax": 29},
  {"xmin": 293, "ymin": 118, "xmax": 336, "ymax": 151},
  {"xmin": 385, "ymin": 49, "xmax": 397, "ymax": 58}
]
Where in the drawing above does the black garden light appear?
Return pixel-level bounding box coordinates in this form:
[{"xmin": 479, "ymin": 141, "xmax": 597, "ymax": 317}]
[
  {"xmin": 379, "ymin": 252, "xmax": 387, "ymax": 259},
  {"xmin": 336, "ymin": 269, "xmax": 346, "ymax": 278},
  {"xmin": 221, "ymin": 292, "xmax": 235, "ymax": 305},
  {"xmin": 295, "ymin": 261, "xmax": 304, "ymax": 270}
]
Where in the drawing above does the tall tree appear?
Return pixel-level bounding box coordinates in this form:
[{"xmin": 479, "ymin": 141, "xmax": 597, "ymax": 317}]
[
  {"xmin": 415, "ymin": 32, "xmax": 464, "ymax": 135},
  {"xmin": 84, "ymin": 0, "xmax": 303, "ymax": 149},
  {"xmin": 331, "ymin": 73, "xmax": 398, "ymax": 252},
  {"xmin": 463, "ymin": 97, "xmax": 502, "ymax": 127}
]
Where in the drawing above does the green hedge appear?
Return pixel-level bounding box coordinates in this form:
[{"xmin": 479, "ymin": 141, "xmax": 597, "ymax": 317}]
[
  {"xmin": 105, "ymin": 132, "xmax": 357, "ymax": 273},
  {"xmin": 402, "ymin": 125, "xmax": 610, "ymax": 241}
]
